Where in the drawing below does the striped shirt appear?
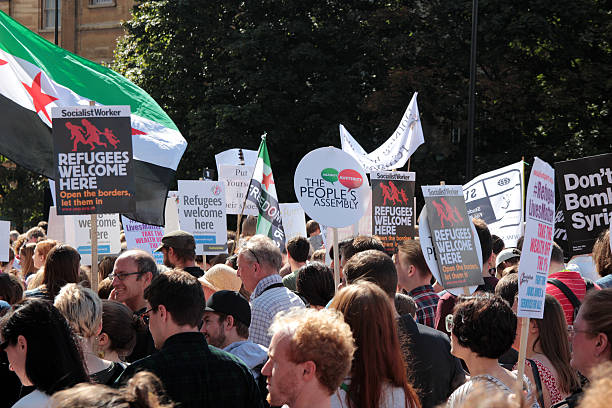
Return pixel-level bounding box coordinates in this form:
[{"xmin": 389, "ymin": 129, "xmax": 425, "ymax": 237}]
[
  {"xmin": 546, "ymin": 270, "xmax": 586, "ymax": 325},
  {"xmin": 248, "ymin": 274, "xmax": 305, "ymax": 347}
]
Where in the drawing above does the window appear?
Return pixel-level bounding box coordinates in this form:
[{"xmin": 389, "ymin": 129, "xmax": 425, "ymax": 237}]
[
  {"xmin": 42, "ymin": 0, "xmax": 61, "ymax": 29},
  {"xmin": 89, "ymin": 0, "xmax": 115, "ymax": 5}
]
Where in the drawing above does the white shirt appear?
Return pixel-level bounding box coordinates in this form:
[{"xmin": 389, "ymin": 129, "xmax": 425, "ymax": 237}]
[{"xmin": 330, "ymin": 377, "xmax": 412, "ymax": 408}]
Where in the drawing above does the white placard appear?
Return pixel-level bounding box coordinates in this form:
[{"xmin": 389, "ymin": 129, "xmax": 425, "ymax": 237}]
[
  {"xmin": 0, "ymin": 221, "xmax": 10, "ymax": 262},
  {"xmin": 177, "ymin": 180, "xmax": 227, "ymax": 255},
  {"xmin": 121, "ymin": 216, "xmax": 164, "ymax": 264},
  {"xmin": 47, "ymin": 206, "xmax": 65, "ymax": 242},
  {"xmin": 279, "ymin": 203, "xmax": 307, "ymax": 241},
  {"xmin": 215, "ymin": 148, "xmax": 258, "ymax": 176},
  {"xmin": 294, "ymin": 147, "xmax": 369, "ymax": 228},
  {"xmin": 219, "ymin": 164, "xmax": 258, "ymax": 216},
  {"xmin": 65, "ymin": 213, "xmax": 121, "ymax": 265},
  {"xmin": 418, "ymin": 206, "xmax": 482, "ymax": 296},
  {"xmin": 164, "ymin": 197, "xmax": 180, "ymax": 233},
  {"xmin": 517, "ymin": 157, "xmax": 555, "ymax": 319}
]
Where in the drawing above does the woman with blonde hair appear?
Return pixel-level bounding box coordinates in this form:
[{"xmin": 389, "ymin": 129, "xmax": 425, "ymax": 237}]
[
  {"xmin": 54, "ymin": 283, "xmax": 125, "ymax": 384},
  {"xmin": 26, "ymin": 239, "xmax": 58, "ymax": 289},
  {"xmin": 330, "ymin": 281, "xmax": 421, "ymax": 408}
]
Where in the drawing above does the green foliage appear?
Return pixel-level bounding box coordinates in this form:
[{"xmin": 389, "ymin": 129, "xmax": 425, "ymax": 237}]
[
  {"xmin": 0, "ymin": 158, "xmax": 45, "ymax": 231},
  {"xmin": 113, "ymin": 0, "xmax": 611, "ymax": 204}
]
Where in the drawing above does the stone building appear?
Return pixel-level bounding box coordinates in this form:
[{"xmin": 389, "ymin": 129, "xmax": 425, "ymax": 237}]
[{"xmin": 0, "ymin": 0, "xmax": 133, "ymax": 64}]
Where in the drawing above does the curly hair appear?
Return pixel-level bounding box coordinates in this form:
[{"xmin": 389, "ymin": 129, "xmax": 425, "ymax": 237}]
[
  {"xmin": 452, "ymin": 293, "xmax": 516, "ymax": 359},
  {"xmin": 269, "ymin": 307, "xmax": 355, "ymax": 394},
  {"xmin": 593, "ymin": 229, "xmax": 612, "ymax": 278}
]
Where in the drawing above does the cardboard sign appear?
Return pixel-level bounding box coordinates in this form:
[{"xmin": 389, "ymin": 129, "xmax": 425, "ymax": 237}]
[
  {"xmin": 371, "ymin": 171, "xmax": 415, "ymax": 254},
  {"xmin": 555, "ymin": 153, "xmax": 612, "ymax": 255},
  {"xmin": 422, "ymin": 185, "xmax": 484, "ymax": 289},
  {"xmin": 65, "ymin": 213, "xmax": 121, "ymax": 265},
  {"xmin": 463, "ymin": 161, "xmax": 524, "ymax": 247},
  {"xmin": 164, "ymin": 197, "xmax": 180, "ymax": 233},
  {"xmin": 219, "ymin": 165, "xmax": 258, "ymax": 216},
  {"xmin": 51, "ymin": 106, "xmax": 135, "ymax": 215},
  {"xmin": 294, "ymin": 147, "xmax": 369, "ymax": 228},
  {"xmin": 418, "ymin": 206, "xmax": 482, "ymax": 295},
  {"xmin": 0, "ymin": 220, "xmax": 9, "ymax": 262},
  {"xmin": 279, "ymin": 203, "xmax": 307, "ymax": 241},
  {"xmin": 121, "ymin": 216, "xmax": 164, "ymax": 264},
  {"xmin": 517, "ymin": 157, "xmax": 555, "ymax": 318},
  {"xmin": 177, "ymin": 180, "xmax": 227, "ymax": 255}
]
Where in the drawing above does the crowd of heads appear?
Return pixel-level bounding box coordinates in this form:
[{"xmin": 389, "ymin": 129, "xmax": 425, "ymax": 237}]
[{"xmin": 0, "ymin": 216, "xmax": 611, "ymax": 408}]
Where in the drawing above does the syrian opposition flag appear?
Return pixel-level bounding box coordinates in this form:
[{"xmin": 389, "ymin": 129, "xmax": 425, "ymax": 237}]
[
  {"xmin": 0, "ymin": 11, "xmax": 186, "ymax": 225},
  {"xmin": 245, "ymin": 135, "xmax": 285, "ymax": 248}
]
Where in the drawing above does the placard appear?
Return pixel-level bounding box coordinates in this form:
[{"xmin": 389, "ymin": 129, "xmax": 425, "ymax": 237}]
[
  {"xmin": 294, "ymin": 147, "xmax": 369, "ymax": 228},
  {"xmin": 177, "ymin": 180, "xmax": 227, "ymax": 255},
  {"xmin": 121, "ymin": 216, "xmax": 164, "ymax": 264},
  {"xmin": 371, "ymin": 171, "xmax": 415, "ymax": 254},
  {"xmin": 418, "ymin": 206, "xmax": 482, "ymax": 295},
  {"xmin": 51, "ymin": 106, "xmax": 135, "ymax": 215},
  {"xmin": 65, "ymin": 213, "xmax": 122, "ymax": 265},
  {"xmin": 422, "ymin": 185, "xmax": 484, "ymax": 289},
  {"xmin": 463, "ymin": 161, "xmax": 524, "ymax": 247},
  {"xmin": 0, "ymin": 221, "xmax": 10, "ymax": 262},
  {"xmin": 517, "ymin": 157, "xmax": 555, "ymax": 318},
  {"xmin": 279, "ymin": 203, "xmax": 307, "ymax": 241},
  {"xmin": 555, "ymin": 153, "xmax": 612, "ymax": 255},
  {"xmin": 219, "ymin": 165, "xmax": 258, "ymax": 215},
  {"xmin": 215, "ymin": 148, "xmax": 258, "ymax": 175},
  {"xmin": 164, "ymin": 197, "xmax": 180, "ymax": 233}
]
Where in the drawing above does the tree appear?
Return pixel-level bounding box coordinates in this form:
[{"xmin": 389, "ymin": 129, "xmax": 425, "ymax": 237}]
[{"xmin": 0, "ymin": 158, "xmax": 46, "ymax": 232}]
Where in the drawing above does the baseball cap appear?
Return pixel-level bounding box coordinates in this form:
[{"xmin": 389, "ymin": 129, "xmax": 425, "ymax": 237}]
[
  {"xmin": 205, "ymin": 290, "xmax": 251, "ymax": 327},
  {"xmin": 154, "ymin": 230, "xmax": 196, "ymax": 252},
  {"xmin": 495, "ymin": 248, "xmax": 521, "ymax": 268}
]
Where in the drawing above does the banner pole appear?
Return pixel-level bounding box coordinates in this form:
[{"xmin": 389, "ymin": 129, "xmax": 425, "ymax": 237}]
[
  {"xmin": 333, "ymin": 227, "xmax": 340, "ymax": 292},
  {"xmin": 87, "ymin": 100, "xmax": 99, "ymax": 292},
  {"xmin": 516, "ymin": 317, "xmax": 530, "ymax": 389}
]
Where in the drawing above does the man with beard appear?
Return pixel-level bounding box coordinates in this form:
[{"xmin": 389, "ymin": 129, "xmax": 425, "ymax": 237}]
[{"xmin": 155, "ymin": 230, "xmax": 204, "ymax": 278}]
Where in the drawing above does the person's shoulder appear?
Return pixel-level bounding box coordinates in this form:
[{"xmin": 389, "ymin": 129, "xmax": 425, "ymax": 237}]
[
  {"xmin": 12, "ymin": 389, "xmax": 50, "ymax": 408},
  {"xmin": 208, "ymin": 346, "xmax": 258, "ymax": 379}
]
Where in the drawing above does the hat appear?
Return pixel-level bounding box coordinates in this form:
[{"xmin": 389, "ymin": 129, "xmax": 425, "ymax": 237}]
[
  {"xmin": 205, "ymin": 290, "xmax": 251, "ymax": 327},
  {"xmin": 495, "ymin": 248, "xmax": 521, "ymax": 268},
  {"xmin": 154, "ymin": 230, "xmax": 196, "ymax": 252},
  {"xmin": 198, "ymin": 264, "xmax": 242, "ymax": 292}
]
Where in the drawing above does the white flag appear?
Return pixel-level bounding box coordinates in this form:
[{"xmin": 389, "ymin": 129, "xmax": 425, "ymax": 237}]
[{"xmin": 340, "ymin": 92, "xmax": 424, "ymax": 172}]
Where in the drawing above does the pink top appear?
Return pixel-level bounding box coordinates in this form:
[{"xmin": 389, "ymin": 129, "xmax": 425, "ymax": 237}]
[{"xmin": 519, "ymin": 359, "xmax": 564, "ymax": 406}]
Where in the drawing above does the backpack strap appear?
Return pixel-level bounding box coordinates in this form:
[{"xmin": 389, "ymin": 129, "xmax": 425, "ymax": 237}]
[
  {"xmin": 547, "ymin": 278, "xmax": 581, "ymax": 310},
  {"xmin": 260, "ymin": 282, "xmax": 285, "ymax": 295},
  {"xmin": 527, "ymin": 359, "xmax": 545, "ymax": 408}
]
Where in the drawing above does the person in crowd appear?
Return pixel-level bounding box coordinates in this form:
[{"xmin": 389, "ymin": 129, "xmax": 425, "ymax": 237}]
[
  {"xmin": 24, "ymin": 226, "xmax": 45, "ymax": 243},
  {"xmin": 54, "ymin": 283, "xmax": 125, "ymax": 384},
  {"xmin": 548, "ymin": 242, "xmax": 566, "ymax": 274},
  {"xmin": 0, "ymin": 272, "xmax": 23, "ymax": 305},
  {"xmin": 98, "ymin": 277, "xmax": 114, "ymax": 299},
  {"xmin": 154, "ymin": 230, "xmax": 204, "ymax": 278},
  {"xmin": 237, "ymin": 235, "xmax": 304, "ymax": 347},
  {"xmin": 311, "ymin": 248, "xmax": 326, "ymax": 263},
  {"xmin": 23, "ymin": 244, "xmax": 81, "ymax": 300},
  {"xmin": 495, "ymin": 248, "xmax": 521, "ymax": 278},
  {"xmin": 98, "ymin": 256, "xmax": 118, "ymax": 282},
  {"xmin": 262, "ymin": 307, "xmax": 355, "ymax": 408},
  {"xmin": 436, "ymin": 218, "xmax": 496, "ymax": 335},
  {"xmin": 27, "ymin": 239, "xmax": 59, "ymax": 290},
  {"xmin": 99, "ymin": 300, "xmax": 139, "ymax": 363},
  {"xmin": 1, "ymin": 247, "xmax": 15, "ymax": 273},
  {"xmin": 198, "ymin": 264, "xmax": 242, "ymax": 300},
  {"xmin": 306, "ymin": 220, "xmax": 321, "ymax": 237},
  {"xmin": 343, "ymin": 250, "xmax": 465, "ymax": 407},
  {"xmin": 36, "ymin": 221, "xmax": 48, "ymax": 235},
  {"xmin": 10, "ymin": 230, "xmax": 20, "ymax": 244},
  {"xmin": 295, "ymin": 262, "xmax": 335, "ymax": 309},
  {"xmin": 200, "ymin": 290, "xmax": 268, "ymax": 380},
  {"xmin": 509, "ymin": 294, "xmax": 580, "ymax": 408},
  {"xmin": 395, "ymin": 293, "xmax": 418, "ymax": 318},
  {"xmin": 330, "ymin": 281, "xmax": 421, "ymax": 407},
  {"xmin": 341, "ymin": 235, "xmax": 385, "ymax": 265},
  {"xmin": 18, "ymin": 243, "xmax": 37, "ymax": 282},
  {"xmin": 281, "ymin": 236, "xmax": 310, "ymax": 291},
  {"xmin": 446, "ymin": 293, "xmax": 538, "ymax": 408},
  {"xmin": 0, "ymin": 298, "xmax": 89, "ymax": 407},
  {"xmin": 117, "ymin": 270, "xmax": 264, "ymax": 408},
  {"xmin": 51, "ymin": 371, "xmax": 174, "ymax": 408},
  {"xmin": 110, "ymin": 250, "xmax": 158, "ymax": 362},
  {"xmin": 394, "ymin": 240, "xmax": 439, "ymax": 327},
  {"xmin": 575, "ymin": 362, "xmax": 612, "ymax": 408},
  {"xmin": 494, "ymin": 273, "xmax": 520, "ymax": 370},
  {"xmin": 593, "ymin": 230, "xmax": 612, "ymax": 288},
  {"xmin": 491, "ymin": 235, "xmax": 505, "ymax": 266},
  {"xmin": 240, "ymin": 216, "xmax": 257, "ymax": 239}
]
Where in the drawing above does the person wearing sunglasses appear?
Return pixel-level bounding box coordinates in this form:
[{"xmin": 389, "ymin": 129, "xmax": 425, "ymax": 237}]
[{"xmin": 446, "ymin": 293, "xmax": 539, "ymax": 408}]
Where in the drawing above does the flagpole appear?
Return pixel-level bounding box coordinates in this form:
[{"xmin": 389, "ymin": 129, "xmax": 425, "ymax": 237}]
[
  {"xmin": 54, "ymin": 0, "xmax": 59, "ymax": 45},
  {"xmin": 466, "ymin": 0, "xmax": 478, "ymax": 181},
  {"xmin": 332, "ymin": 227, "xmax": 340, "ymax": 292},
  {"xmin": 88, "ymin": 100, "xmax": 99, "ymax": 292}
]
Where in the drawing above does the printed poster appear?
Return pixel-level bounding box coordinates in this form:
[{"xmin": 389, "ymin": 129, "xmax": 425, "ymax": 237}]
[
  {"xmin": 121, "ymin": 216, "xmax": 164, "ymax": 264},
  {"xmin": 64, "ymin": 213, "xmax": 122, "ymax": 265},
  {"xmin": 219, "ymin": 165, "xmax": 258, "ymax": 216},
  {"xmin": 517, "ymin": 157, "xmax": 555, "ymax": 319},
  {"xmin": 279, "ymin": 203, "xmax": 307, "ymax": 241}
]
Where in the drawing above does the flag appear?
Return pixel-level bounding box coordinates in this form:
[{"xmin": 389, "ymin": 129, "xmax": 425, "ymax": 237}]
[
  {"xmin": 245, "ymin": 135, "xmax": 285, "ymax": 248},
  {"xmin": 0, "ymin": 11, "xmax": 186, "ymax": 225},
  {"xmin": 340, "ymin": 92, "xmax": 424, "ymax": 171}
]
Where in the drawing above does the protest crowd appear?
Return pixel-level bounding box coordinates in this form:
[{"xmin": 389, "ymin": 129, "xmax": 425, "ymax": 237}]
[{"xmin": 0, "ymin": 211, "xmax": 611, "ymax": 408}]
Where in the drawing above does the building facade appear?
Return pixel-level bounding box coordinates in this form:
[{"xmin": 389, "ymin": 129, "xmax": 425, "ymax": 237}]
[{"xmin": 0, "ymin": 0, "xmax": 133, "ymax": 64}]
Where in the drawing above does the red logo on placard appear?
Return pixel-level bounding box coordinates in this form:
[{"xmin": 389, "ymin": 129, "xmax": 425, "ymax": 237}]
[
  {"xmin": 338, "ymin": 169, "xmax": 363, "ymax": 189},
  {"xmin": 66, "ymin": 119, "xmax": 120, "ymax": 151},
  {"xmin": 380, "ymin": 181, "xmax": 410, "ymax": 206},
  {"xmin": 431, "ymin": 197, "xmax": 464, "ymax": 228}
]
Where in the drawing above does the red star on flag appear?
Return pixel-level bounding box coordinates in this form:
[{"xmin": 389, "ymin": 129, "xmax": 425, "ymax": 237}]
[
  {"xmin": 0, "ymin": 59, "xmax": 7, "ymax": 65},
  {"xmin": 262, "ymin": 172, "xmax": 274, "ymax": 190},
  {"xmin": 22, "ymin": 72, "xmax": 58, "ymax": 123},
  {"xmin": 132, "ymin": 128, "xmax": 147, "ymax": 135}
]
